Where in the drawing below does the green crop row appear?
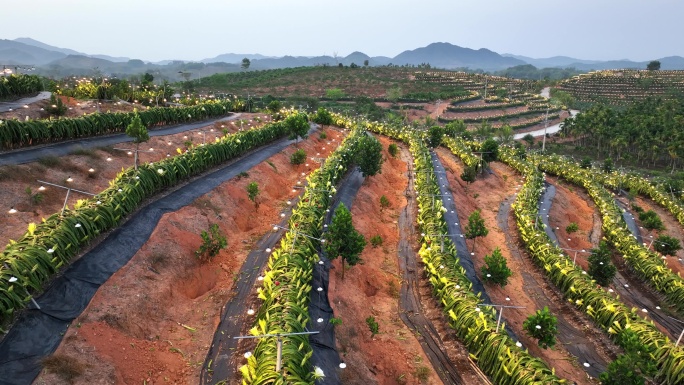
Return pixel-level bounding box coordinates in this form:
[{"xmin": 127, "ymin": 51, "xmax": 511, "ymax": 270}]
[
  {"xmin": 0, "ymin": 112, "xmax": 307, "ymax": 325},
  {"xmin": 491, "ymin": 145, "xmax": 684, "ymax": 385},
  {"xmin": 0, "ymin": 74, "xmax": 43, "ymax": 99},
  {"xmin": 364, "ymin": 122, "xmax": 565, "ymax": 384},
  {"xmin": 530, "ymin": 154, "xmax": 684, "ymax": 315},
  {"xmin": 241, "ymin": 113, "xmax": 362, "ymax": 384},
  {"xmin": 0, "ymin": 100, "xmax": 241, "ymax": 150}
]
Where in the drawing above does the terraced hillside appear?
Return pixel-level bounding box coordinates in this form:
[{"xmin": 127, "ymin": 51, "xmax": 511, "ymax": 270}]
[
  {"xmin": 438, "ymin": 92, "xmax": 563, "ymax": 131},
  {"xmin": 557, "ymin": 69, "xmax": 684, "ymax": 106}
]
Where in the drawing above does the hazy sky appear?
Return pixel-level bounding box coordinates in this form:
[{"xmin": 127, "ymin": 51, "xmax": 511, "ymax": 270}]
[{"xmin": 1, "ymin": 0, "xmax": 681, "ymax": 62}]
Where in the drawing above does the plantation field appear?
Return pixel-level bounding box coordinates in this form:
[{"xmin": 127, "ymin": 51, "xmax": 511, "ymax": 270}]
[
  {"xmin": 558, "ymin": 69, "xmax": 684, "ymax": 106},
  {"xmin": 1, "ymin": 69, "xmax": 683, "ymax": 385}
]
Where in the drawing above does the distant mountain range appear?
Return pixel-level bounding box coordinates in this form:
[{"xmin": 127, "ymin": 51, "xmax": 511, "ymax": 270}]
[
  {"xmin": 1, "ymin": 38, "xmax": 683, "ymax": 78},
  {"xmin": 501, "ymin": 53, "xmax": 684, "ymax": 71}
]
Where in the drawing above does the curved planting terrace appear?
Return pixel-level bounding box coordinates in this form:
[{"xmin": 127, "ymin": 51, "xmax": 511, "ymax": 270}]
[
  {"xmin": 529, "ymin": 153, "xmax": 684, "ymax": 315},
  {"xmin": 0, "ymin": 112, "xmax": 306, "ymax": 325},
  {"xmin": 438, "ymin": 92, "xmax": 562, "ymax": 132},
  {"xmin": 440, "ymin": 139, "xmax": 621, "ymax": 380},
  {"xmin": 239, "ymin": 114, "xmax": 364, "ymax": 383},
  {"xmin": 491, "ymin": 143, "xmax": 684, "ymax": 385},
  {"xmin": 365, "ymin": 123, "xmax": 565, "ymax": 384},
  {"xmin": 0, "ymin": 100, "xmax": 239, "ymax": 150},
  {"xmin": 558, "ymin": 69, "xmax": 684, "ymax": 105}
]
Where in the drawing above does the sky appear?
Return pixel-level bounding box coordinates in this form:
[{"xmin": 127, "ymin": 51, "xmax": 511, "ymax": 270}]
[{"xmin": 1, "ymin": 0, "xmax": 682, "ymax": 63}]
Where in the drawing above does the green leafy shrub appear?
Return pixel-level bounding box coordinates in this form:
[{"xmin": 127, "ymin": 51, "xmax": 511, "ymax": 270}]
[
  {"xmin": 290, "ymin": 149, "xmax": 306, "ymax": 165},
  {"xmin": 195, "ymin": 223, "xmax": 227, "ymax": 263},
  {"xmin": 312, "ymin": 107, "xmax": 333, "ymax": 125},
  {"xmin": 602, "ymin": 157, "xmax": 614, "ymax": 173},
  {"xmin": 45, "ymin": 94, "xmax": 67, "ymax": 116},
  {"xmin": 247, "ymin": 182, "xmax": 259, "ymax": 209},
  {"xmin": 465, "ymin": 209, "xmax": 488, "ymax": 252},
  {"xmin": 522, "ymin": 133, "xmax": 535, "ymax": 147},
  {"xmin": 639, "ymin": 210, "xmax": 665, "ymax": 230},
  {"xmin": 460, "ymin": 165, "xmax": 477, "ymax": 184},
  {"xmin": 599, "ymin": 329, "xmax": 657, "ymax": 385},
  {"xmin": 388, "ymin": 143, "xmax": 398, "ymax": 158},
  {"xmin": 427, "ymin": 126, "xmax": 444, "ymax": 148},
  {"xmin": 370, "ymin": 235, "xmax": 383, "ymax": 248},
  {"xmin": 481, "ymin": 247, "xmax": 512, "ymax": 287},
  {"xmin": 565, "ymin": 222, "xmax": 579, "ymax": 233},
  {"xmin": 365, "ymin": 315, "xmax": 379, "ymax": 337},
  {"xmin": 579, "ymin": 157, "xmax": 592, "ymax": 169},
  {"xmin": 328, "ymin": 317, "xmax": 342, "ymax": 326},
  {"xmin": 523, "ymin": 306, "xmax": 557, "ymax": 349},
  {"xmin": 354, "ymin": 135, "xmax": 384, "ymax": 177},
  {"xmin": 379, "ymin": 195, "xmax": 390, "ymax": 210},
  {"xmin": 588, "ymin": 241, "xmax": 617, "ymax": 286},
  {"xmin": 267, "ymin": 100, "xmax": 282, "ymax": 113},
  {"xmin": 652, "ymin": 235, "xmax": 682, "ymax": 256}
]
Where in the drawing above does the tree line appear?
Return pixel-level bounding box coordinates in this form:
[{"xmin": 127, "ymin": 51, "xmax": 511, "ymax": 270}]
[{"xmin": 560, "ymin": 97, "xmax": 684, "ymax": 172}]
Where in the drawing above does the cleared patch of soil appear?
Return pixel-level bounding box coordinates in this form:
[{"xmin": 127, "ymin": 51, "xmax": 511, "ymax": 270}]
[
  {"xmin": 547, "ymin": 177, "xmax": 601, "ymax": 269},
  {"xmin": 31, "ymin": 128, "xmax": 338, "ymax": 385}
]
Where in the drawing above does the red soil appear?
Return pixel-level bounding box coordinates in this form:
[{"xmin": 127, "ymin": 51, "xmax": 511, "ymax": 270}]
[
  {"xmin": 328, "ymin": 137, "xmax": 443, "ymax": 385},
  {"xmin": 30, "ymin": 128, "xmax": 339, "ymax": 385}
]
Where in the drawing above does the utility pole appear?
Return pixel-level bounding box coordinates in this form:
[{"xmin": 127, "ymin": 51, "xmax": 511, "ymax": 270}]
[{"xmin": 542, "ymin": 107, "xmax": 550, "ymax": 152}]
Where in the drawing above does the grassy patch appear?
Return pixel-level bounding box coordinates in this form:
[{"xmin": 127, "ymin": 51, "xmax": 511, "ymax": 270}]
[
  {"xmin": 0, "ymin": 165, "xmax": 22, "ymax": 181},
  {"xmin": 41, "ymin": 354, "xmax": 86, "ymax": 384},
  {"xmin": 149, "ymin": 252, "xmax": 171, "ymax": 271},
  {"xmin": 414, "ymin": 365, "xmax": 430, "ymax": 383},
  {"xmin": 69, "ymin": 147, "xmax": 99, "ymax": 158},
  {"xmin": 37, "ymin": 156, "xmax": 62, "ymax": 168},
  {"xmin": 192, "ymin": 197, "xmax": 223, "ymax": 217}
]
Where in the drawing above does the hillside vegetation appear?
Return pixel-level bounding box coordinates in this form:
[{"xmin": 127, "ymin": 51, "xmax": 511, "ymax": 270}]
[{"xmin": 558, "ymin": 69, "xmax": 684, "ymax": 107}]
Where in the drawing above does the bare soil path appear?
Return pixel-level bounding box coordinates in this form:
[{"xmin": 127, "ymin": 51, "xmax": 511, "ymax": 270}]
[
  {"xmin": 397, "ymin": 145, "xmax": 490, "ymax": 385},
  {"xmin": 329, "ymin": 137, "xmax": 444, "ymax": 385}
]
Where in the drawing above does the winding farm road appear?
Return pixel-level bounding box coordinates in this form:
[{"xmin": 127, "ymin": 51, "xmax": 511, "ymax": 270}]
[{"xmin": 0, "ymin": 92, "xmax": 51, "ymax": 113}]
